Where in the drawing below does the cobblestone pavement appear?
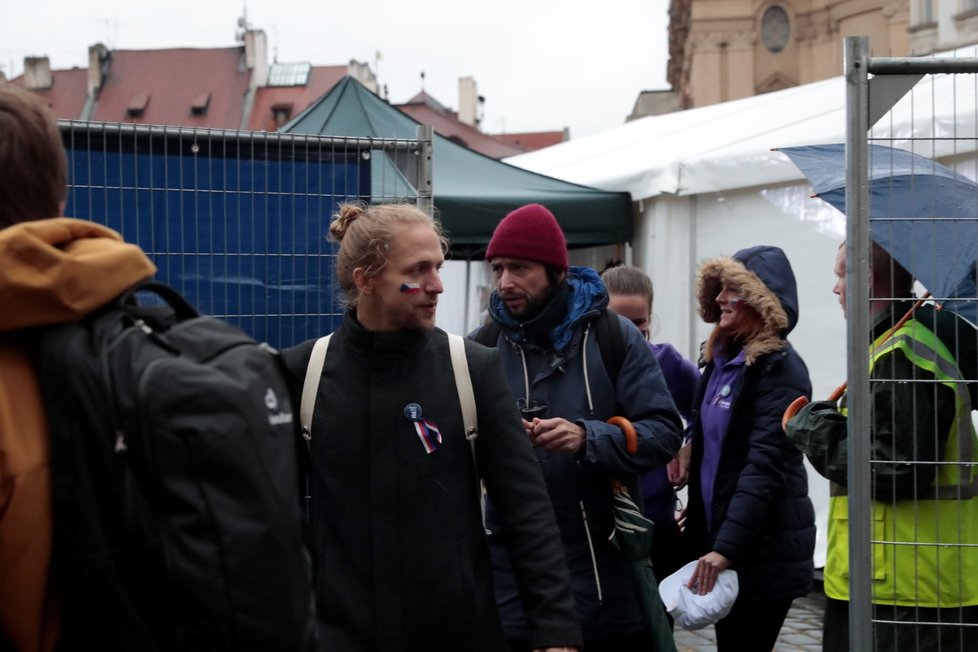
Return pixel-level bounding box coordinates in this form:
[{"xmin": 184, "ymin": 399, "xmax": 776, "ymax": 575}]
[{"xmin": 673, "ymin": 585, "xmax": 826, "ymax": 652}]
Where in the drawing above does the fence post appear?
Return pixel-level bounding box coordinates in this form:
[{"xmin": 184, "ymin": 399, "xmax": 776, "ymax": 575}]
[
  {"xmin": 416, "ymin": 124, "xmax": 434, "ymax": 214},
  {"xmin": 843, "ymin": 35, "xmax": 874, "ymax": 652}
]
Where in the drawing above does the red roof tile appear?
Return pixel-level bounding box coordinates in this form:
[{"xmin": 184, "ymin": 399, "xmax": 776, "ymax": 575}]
[
  {"xmin": 249, "ymin": 65, "xmax": 347, "ymax": 132},
  {"xmin": 397, "ymin": 103, "xmax": 523, "ymax": 159},
  {"xmin": 90, "ymin": 47, "xmax": 251, "ymax": 128},
  {"xmin": 491, "ymin": 130, "xmax": 567, "ymax": 153},
  {"xmin": 10, "ymin": 68, "xmax": 89, "ymax": 119}
]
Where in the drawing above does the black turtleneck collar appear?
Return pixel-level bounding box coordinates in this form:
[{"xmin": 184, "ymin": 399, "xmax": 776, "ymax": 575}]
[{"xmin": 341, "ymin": 308, "xmax": 431, "ymax": 361}]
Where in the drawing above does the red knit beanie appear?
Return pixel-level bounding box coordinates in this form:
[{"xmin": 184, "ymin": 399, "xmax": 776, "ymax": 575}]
[{"xmin": 485, "ymin": 204, "xmax": 568, "ymax": 271}]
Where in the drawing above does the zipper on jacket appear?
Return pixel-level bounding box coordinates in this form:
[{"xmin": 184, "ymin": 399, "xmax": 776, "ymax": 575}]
[
  {"xmin": 519, "ymin": 346, "xmax": 531, "ymax": 406},
  {"xmin": 581, "ymin": 323, "xmax": 595, "ymax": 416},
  {"xmin": 579, "ymin": 500, "xmax": 603, "ymax": 605}
]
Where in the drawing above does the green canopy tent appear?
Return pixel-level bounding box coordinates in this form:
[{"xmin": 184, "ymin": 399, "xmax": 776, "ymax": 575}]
[{"xmin": 281, "ymin": 77, "xmax": 633, "ymax": 257}]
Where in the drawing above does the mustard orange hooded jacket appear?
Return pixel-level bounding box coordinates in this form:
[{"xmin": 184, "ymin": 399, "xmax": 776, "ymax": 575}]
[{"xmin": 0, "ymin": 218, "xmax": 155, "ymax": 652}]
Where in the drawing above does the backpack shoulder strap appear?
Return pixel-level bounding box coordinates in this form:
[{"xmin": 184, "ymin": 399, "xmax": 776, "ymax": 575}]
[
  {"xmin": 448, "ymin": 333, "xmax": 479, "ymax": 474},
  {"xmin": 593, "ymin": 308, "xmax": 626, "ymax": 383},
  {"xmin": 449, "ymin": 333, "xmax": 487, "ymax": 529},
  {"xmin": 300, "ymin": 334, "xmax": 331, "ymax": 443},
  {"xmin": 470, "ymin": 321, "xmax": 501, "ymax": 348}
]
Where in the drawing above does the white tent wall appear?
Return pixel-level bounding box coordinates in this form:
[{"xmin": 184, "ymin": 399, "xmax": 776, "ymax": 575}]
[{"xmin": 435, "ymin": 261, "xmax": 472, "ymax": 335}]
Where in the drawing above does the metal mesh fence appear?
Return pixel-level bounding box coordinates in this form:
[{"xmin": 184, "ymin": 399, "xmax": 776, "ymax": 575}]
[
  {"xmin": 843, "ymin": 38, "xmax": 978, "ymax": 650},
  {"xmin": 60, "ymin": 121, "xmax": 428, "ymax": 349}
]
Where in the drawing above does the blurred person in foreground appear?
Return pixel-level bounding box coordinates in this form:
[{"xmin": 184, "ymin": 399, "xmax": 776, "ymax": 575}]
[{"xmin": 0, "ymin": 83, "xmax": 156, "ymax": 651}]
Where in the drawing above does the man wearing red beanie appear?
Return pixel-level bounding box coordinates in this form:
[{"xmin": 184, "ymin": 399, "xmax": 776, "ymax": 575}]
[{"xmin": 472, "ymin": 203, "xmax": 683, "ymax": 651}]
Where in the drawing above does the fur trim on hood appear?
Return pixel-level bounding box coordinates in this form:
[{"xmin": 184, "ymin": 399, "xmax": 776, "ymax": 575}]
[{"xmin": 696, "ymin": 246, "xmax": 798, "ymax": 366}]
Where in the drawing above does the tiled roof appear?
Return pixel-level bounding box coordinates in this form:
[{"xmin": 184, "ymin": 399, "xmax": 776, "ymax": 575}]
[
  {"xmin": 10, "ymin": 67, "xmax": 89, "ymax": 119},
  {"xmin": 491, "ymin": 130, "xmax": 566, "ymax": 153},
  {"xmin": 404, "ymin": 90, "xmax": 450, "ymax": 113},
  {"xmin": 249, "ymin": 65, "xmax": 347, "ymax": 131},
  {"xmin": 397, "ymin": 102, "xmax": 523, "ymax": 159},
  {"xmin": 90, "ymin": 47, "xmax": 251, "ymax": 128}
]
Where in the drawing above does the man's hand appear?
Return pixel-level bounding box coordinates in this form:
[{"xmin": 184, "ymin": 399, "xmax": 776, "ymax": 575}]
[
  {"xmin": 687, "ymin": 551, "xmax": 731, "ymax": 595},
  {"xmin": 527, "ymin": 417, "xmax": 585, "ymax": 453},
  {"xmin": 667, "ymin": 441, "xmax": 692, "ymax": 488}
]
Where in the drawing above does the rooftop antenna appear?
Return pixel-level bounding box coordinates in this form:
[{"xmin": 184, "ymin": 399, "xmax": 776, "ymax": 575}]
[
  {"xmin": 235, "ymin": 1, "xmax": 250, "ymax": 42},
  {"xmin": 420, "ymin": 70, "xmax": 425, "ymax": 91}
]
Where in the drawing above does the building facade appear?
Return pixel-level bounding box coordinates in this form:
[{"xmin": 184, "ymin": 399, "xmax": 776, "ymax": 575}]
[{"xmin": 642, "ymin": 0, "xmax": 915, "ymax": 115}]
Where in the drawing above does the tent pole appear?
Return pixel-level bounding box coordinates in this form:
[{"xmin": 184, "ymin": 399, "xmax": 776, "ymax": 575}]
[{"xmin": 464, "ymin": 255, "xmax": 472, "ymax": 334}]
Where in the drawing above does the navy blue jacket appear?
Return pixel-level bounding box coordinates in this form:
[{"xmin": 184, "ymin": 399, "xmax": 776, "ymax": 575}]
[
  {"xmin": 473, "ymin": 266, "xmax": 683, "ymax": 640},
  {"xmin": 684, "ymin": 246, "xmax": 816, "ymax": 602}
]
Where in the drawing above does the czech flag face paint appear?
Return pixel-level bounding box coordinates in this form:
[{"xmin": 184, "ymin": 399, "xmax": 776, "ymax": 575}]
[{"xmin": 400, "ymin": 283, "xmax": 422, "ymax": 294}]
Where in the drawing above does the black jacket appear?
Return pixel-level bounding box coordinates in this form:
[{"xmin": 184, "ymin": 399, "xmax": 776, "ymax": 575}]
[{"xmin": 283, "ymin": 315, "xmax": 581, "ymax": 651}]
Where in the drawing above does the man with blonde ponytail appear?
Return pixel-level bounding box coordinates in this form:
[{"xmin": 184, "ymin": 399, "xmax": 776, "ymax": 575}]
[{"xmin": 283, "ymin": 203, "xmax": 581, "ymax": 651}]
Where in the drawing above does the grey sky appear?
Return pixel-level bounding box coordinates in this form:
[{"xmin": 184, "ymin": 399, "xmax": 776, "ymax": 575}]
[{"xmin": 2, "ymin": 0, "xmax": 670, "ymax": 138}]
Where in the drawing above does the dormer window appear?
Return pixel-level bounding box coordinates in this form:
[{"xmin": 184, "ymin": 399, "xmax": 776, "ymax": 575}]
[
  {"xmin": 127, "ymin": 93, "xmax": 149, "ymax": 118},
  {"xmin": 272, "ymin": 103, "xmax": 294, "ymax": 127},
  {"xmin": 191, "ymin": 92, "xmax": 211, "ymax": 116}
]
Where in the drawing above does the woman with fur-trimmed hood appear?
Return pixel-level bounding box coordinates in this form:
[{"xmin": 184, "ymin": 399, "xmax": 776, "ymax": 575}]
[{"xmin": 681, "ymin": 245, "xmax": 816, "ymax": 651}]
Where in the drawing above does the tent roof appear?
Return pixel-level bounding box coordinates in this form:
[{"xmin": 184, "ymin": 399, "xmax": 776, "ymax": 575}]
[
  {"xmin": 282, "ymin": 77, "xmax": 632, "ymax": 254},
  {"xmin": 506, "ymin": 56, "xmax": 978, "ymax": 201}
]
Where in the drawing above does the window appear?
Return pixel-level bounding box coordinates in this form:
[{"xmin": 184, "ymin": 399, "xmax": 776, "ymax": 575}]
[
  {"xmin": 760, "ymin": 6, "xmax": 791, "ymax": 54},
  {"xmin": 271, "ymin": 104, "xmax": 293, "ymax": 128},
  {"xmin": 190, "ymin": 92, "xmax": 211, "ymax": 116}
]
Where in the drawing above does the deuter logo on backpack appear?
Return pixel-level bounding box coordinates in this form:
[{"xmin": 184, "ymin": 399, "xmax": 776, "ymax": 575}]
[{"xmin": 266, "ymin": 386, "xmax": 295, "ymax": 426}]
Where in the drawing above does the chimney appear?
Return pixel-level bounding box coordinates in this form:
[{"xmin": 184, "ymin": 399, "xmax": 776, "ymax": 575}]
[
  {"xmin": 347, "ymin": 60, "xmax": 379, "ymax": 94},
  {"xmin": 245, "ymin": 29, "xmax": 269, "ymax": 87},
  {"xmin": 23, "ymin": 56, "xmax": 53, "ymax": 91},
  {"xmin": 458, "ymin": 76, "xmax": 478, "ymax": 128},
  {"xmin": 87, "ymin": 43, "xmax": 109, "ymax": 97}
]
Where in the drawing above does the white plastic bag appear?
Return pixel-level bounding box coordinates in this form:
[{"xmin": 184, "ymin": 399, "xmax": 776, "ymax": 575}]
[{"xmin": 658, "ymin": 560, "xmax": 739, "ymax": 630}]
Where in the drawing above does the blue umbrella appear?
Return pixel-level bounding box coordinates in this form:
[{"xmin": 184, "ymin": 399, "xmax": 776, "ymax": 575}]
[{"xmin": 780, "ymin": 143, "xmax": 978, "ymax": 322}]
